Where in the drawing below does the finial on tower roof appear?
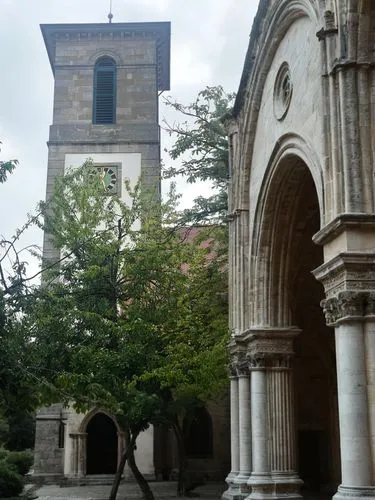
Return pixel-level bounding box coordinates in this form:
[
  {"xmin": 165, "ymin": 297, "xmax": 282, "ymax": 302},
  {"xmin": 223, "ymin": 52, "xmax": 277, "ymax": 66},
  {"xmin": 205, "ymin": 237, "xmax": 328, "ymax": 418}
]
[{"xmin": 108, "ymin": 0, "xmax": 113, "ymax": 23}]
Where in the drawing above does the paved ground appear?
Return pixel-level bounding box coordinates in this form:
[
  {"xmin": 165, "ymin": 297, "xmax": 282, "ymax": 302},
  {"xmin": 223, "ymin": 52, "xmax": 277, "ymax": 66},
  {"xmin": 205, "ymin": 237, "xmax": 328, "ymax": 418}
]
[{"xmin": 31, "ymin": 481, "xmax": 226, "ymax": 500}]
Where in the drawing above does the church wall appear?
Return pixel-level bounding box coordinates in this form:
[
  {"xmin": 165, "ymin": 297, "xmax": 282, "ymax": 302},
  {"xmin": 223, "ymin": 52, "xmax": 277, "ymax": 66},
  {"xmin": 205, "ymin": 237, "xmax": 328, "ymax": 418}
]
[
  {"xmin": 33, "ymin": 404, "xmax": 64, "ymax": 477},
  {"xmin": 247, "ymin": 15, "xmax": 323, "ymax": 235}
]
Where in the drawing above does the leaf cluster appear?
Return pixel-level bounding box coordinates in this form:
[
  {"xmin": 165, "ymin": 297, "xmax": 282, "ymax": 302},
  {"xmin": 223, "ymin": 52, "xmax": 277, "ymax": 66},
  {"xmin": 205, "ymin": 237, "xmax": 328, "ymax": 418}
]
[
  {"xmin": 163, "ymin": 86, "xmax": 235, "ymax": 223},
  {"xmin": 0, "ymin": 141, "xmax": 18, "ymax": 184}
]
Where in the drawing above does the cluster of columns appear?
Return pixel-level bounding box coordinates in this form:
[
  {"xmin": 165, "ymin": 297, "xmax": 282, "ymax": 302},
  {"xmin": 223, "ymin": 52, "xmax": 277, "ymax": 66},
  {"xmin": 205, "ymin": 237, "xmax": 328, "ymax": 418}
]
[
  {"xmin": 223, "ymin": 329, "xmax": 302, "ymax": 500},
  {"xmin": 225, "ymin": 290, "xmax": 375, "ymax": 500}
]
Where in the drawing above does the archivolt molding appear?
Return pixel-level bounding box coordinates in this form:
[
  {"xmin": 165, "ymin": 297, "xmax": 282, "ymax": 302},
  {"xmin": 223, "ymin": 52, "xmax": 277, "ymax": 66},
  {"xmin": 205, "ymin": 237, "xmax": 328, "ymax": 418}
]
[
  {"xmin": 234, "ymin": 0, "xmax": 323, "ymax": 209},
  {"xmin": 88, "ymin": 49, "xmax": 122, "ymax": 66},
  {"xmin": 248, "ymin": 134, "xmax": 323, "ymax": 326},
  {"xmin": 252, "ymin": 133, "xmax": 323, "ymax": 261},
  {"xmin": 79, "ymin": 407, "xmax": 121, "ymax": 433}
]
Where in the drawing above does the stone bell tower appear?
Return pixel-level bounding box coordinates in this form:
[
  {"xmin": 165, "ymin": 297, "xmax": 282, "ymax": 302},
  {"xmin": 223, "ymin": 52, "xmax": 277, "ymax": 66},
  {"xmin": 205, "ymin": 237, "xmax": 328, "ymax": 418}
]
[
  {"xmin": 41, "ymin": 21, "xmax": 170, "ymax": 261},
  {"xmin": 33, "ymin": 21, "xmax": 170, "ymax": 482}
]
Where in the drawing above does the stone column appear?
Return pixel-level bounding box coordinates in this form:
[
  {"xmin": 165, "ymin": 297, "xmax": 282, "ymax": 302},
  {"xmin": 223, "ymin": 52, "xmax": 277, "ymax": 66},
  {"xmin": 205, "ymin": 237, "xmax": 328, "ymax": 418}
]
[
  {"xmin": 364, "ymin": 294, "xmax": 375, "ymax": 485},
  {"xmin": 77, "ymin": 433, "xmax": 87, "ymax": 477},
  {"xmin": 269, "ymin": 355, "xmax": 301, "ymax": 499},
  {"xmin": 70, "ymin": 432, "xmax": 87, "ymax": 477},
  {"xmin": 322, "ymin": 292, "xmax": 375, "ymax": 500},
  {"xmin": 223, "ymin": 369, "xmax": 241, "ymax": 500},
  {"xmin": 70, "ymin": 434, "xmax": 78, "ymax": 476},
  {"xmin": 248, "ymin": 356, "xmax": 273, "ymax": 500},
  {"xmin": 234, "ymin": 361, "xmax": 252, "ymax": 496}
]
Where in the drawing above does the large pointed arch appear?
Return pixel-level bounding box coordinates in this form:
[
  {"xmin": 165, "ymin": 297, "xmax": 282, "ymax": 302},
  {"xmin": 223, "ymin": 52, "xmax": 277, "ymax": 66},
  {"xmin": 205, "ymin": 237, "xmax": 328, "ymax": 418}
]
[
  {"xmin": 249, "ymin": 134, "xmax": 323, "ymax": 326},
  {"xmin": 233, "ymin": 0, "xmax": 323, "ymax": 211}
]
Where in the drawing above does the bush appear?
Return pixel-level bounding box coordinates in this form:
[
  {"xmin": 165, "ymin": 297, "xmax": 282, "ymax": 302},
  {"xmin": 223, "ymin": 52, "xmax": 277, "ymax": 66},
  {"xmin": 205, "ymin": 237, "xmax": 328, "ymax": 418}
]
[
  {"xmin": 6, "ymin": 450, "xmax": 33, "ymax": 476},
  {"xmin": 0, "ymin": 463, "xmax": 23, "ymax": 497}
]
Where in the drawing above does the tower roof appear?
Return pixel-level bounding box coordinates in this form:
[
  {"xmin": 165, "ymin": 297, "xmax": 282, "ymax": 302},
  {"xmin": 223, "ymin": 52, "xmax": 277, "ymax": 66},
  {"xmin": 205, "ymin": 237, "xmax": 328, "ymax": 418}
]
[{"xmin": 40, "ymin": 22, "xmax": 171, "ymax": 91}]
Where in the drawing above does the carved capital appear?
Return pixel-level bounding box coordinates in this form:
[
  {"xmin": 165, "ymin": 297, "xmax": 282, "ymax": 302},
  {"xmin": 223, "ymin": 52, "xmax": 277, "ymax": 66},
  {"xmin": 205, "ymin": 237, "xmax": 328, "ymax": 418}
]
[
  {"xmin": 230, "ymin": 352, "xmax": 249, "ymax": 376},
  {"xmin": 228, "ymin": 361, "xmax": 238, "ymax": 377},
  {"xmin": 248, "ymin": 354, "xmax": 266, "ymax": 370},
  {"xmin": 321, "ymin": 291, "xmax": 366, "ymax": 326}
]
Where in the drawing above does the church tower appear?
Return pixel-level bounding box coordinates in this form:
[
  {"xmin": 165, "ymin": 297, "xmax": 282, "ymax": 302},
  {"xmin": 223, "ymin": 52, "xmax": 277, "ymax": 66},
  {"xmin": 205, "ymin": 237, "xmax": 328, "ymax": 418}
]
[
  {"xmin": 41, "ymin": 21, "xmax": 170, "ymax": 260},
  {"xmin": 33, "ymin": 20, "xmax": 170, "ymax": 482}
]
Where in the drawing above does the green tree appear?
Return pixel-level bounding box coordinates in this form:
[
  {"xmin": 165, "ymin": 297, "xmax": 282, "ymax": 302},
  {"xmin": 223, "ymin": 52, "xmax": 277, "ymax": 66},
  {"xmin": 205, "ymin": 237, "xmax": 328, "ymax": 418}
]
[
  {"xmin": 0, "ymin": 141, "xmax": 18, "ymax": 184},
  {"xmin": 28, "ymin": 163, "xmax": 228, "ymax": 499},
  {"xmin": 163, "ymin": 86, "xmax": 235, "ymax": 223}
]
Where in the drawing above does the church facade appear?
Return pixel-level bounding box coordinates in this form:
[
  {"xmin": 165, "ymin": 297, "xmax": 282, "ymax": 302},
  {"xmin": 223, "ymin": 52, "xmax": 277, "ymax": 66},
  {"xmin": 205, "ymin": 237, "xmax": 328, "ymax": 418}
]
[{"xmin": 224, "ymin": 2, "xmax": 375, "ymax": 500}]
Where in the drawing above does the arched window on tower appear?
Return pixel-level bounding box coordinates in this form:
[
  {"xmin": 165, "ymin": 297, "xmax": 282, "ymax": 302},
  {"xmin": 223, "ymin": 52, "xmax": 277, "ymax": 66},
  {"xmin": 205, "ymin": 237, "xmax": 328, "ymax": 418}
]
[
  {"xmin": 183, "ymin": 406, "xmax": 213, "ymax": 459},
  {"xmin": 93, "ymin": 56, "xmax": 116, "ymax": 124}
]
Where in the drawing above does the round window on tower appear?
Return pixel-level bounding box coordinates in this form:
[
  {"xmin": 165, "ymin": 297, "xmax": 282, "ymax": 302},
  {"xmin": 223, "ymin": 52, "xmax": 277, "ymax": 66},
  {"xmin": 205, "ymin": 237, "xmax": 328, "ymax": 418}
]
[{"xmin": 274, "ymin": 62, "xmax": 293, "ymax": 121}]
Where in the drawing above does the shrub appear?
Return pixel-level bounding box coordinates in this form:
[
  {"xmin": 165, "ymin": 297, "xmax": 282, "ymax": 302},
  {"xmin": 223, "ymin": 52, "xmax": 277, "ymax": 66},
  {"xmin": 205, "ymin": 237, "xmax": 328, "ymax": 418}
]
[
  {"xmin": 6, "ymin": 450, "xmax": 33, "ymax": 476},
  {"xmin": 0, "ymin": 462, "xmax": 23, "ymax": 497},
  {"xmin": 0, "ymin": 447, "xmax": 8, "ymax": 461}
]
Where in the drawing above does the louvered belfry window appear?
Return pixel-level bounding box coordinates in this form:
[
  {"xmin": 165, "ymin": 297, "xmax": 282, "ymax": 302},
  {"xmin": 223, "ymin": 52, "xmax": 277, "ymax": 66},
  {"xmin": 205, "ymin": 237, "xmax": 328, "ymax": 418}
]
[{"xmin": 93, "ymin": 57, "xmax": 116, "ymax": 124}]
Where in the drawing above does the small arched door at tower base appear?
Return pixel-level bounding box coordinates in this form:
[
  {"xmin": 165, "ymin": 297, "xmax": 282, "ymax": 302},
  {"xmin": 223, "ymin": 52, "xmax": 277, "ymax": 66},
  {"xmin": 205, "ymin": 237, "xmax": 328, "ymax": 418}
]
[{"xmin": 86, "ymin": 412, "xmax": 118, "ymax": 474}]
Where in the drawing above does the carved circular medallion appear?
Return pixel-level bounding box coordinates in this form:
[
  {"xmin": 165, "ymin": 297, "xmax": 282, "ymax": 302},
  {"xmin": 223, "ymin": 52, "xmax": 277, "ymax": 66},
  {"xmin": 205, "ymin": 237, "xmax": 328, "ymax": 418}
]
[{"xmin": 274, "ymin": 62, "xmax": 293, "ymax": 121}]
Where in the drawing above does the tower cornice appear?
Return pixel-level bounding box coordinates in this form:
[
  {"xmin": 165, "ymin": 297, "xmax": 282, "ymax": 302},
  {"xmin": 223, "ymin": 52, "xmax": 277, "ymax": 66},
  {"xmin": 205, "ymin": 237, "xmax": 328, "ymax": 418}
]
[{"xmin": 40, "ymin": 22, "xmax": 170, "ymax": 91}]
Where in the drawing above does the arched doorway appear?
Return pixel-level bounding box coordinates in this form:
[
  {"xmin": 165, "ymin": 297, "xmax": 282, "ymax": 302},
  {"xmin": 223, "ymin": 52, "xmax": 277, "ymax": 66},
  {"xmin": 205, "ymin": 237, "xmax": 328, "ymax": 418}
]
[
  {"xmin": 284, "ymin": 162, "xmax": 340, "ymax": 493},
  {"xmin": 253, "ymin": 154, "xmax": 340, "ymax": 494},
  {"xmin": 86, "ymin": 412, "xmax": 118, "ymax": 474}
]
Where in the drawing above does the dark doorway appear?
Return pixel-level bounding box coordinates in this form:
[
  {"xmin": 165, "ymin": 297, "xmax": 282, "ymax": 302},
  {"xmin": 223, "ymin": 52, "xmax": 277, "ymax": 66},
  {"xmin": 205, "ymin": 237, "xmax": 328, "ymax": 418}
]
[
  {"xmin": 86, "ymin": 413, "xmax": 117, "ymax": 474},
  {"xmin": 288, "ymin": 166, "xmax": 340, "ymax": 494},
  {"xmin": 184, "ymin": 406, "xmax": 213, "ymax": 459}
]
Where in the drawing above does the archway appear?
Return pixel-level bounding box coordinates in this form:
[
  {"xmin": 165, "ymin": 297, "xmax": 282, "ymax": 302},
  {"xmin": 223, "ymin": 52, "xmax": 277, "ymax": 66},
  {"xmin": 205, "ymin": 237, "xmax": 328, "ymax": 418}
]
[
  {"xmin": 254, "ymin": 154, "xmax": 340, "ymax": 494},
  {"xmin": 86, "ymin": 412, "xmax": 118, "ymax": 475},
  {"xmin": 286, "ymin": 163, "xmax": 340, "ymax": 493}
]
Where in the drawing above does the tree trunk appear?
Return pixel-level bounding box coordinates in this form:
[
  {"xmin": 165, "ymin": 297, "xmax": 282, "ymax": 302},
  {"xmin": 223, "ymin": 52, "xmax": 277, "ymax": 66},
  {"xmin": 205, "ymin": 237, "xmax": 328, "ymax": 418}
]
[
  {"xmin": 173, "ymin": 421, "xmax": 188, "ymax": 497},
  {"xmin": 127, "ymin": 439, "xmax": 155, "ymax": 500},
  {"xmin": 109, "ymin": 431, "xmax": 137, "ymax": 500}
]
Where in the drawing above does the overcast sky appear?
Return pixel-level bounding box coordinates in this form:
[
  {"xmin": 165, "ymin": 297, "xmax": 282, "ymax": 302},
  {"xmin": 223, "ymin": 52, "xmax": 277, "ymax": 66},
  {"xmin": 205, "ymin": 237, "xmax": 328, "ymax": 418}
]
[{"xmin": 0, "ymin": 0, "xmax": 257, "ymax": 263}]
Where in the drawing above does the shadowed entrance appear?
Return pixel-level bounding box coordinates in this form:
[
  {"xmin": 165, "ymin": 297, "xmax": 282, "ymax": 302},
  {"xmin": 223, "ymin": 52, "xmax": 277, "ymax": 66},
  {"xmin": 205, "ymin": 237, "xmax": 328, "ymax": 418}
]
[
  {"xmin": 287, "ymin": 164, "xmax": 340, "ymax": 494},
  {"xmin": 251, "ymin": 154, "xmax": 340, "ymax": 497},
  {"xmin": 86, "ymin": 412, "xmax": 117, "ymax": 474}
]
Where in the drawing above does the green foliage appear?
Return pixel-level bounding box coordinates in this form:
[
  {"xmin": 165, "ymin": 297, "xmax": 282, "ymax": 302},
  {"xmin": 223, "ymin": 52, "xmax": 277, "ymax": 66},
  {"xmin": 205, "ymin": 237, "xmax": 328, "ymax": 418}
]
[
  {"xmin": 0, "ymin": 462, "xmax": 24, "ymax": 498},
  {"xmin": 5, "ymin": 412, "xmax": 35, "ymax": 451},
  {"xmin": 29, "ymin": 161, "xmax": 228, "ymax": 432},
  {"xmin": 0, "ymin": 141, "xmax": 18, "ymax": 184},
  {"xmin": 5, "ymin": 450, "xmax": 33, "ymax": 476},
  {"xmin": 163, "ymin": 86, "xmax": 235, "ymax": 223},
  {"xmin": 0, "ymin": 448, "xmax": 31, "ymax": 498}
]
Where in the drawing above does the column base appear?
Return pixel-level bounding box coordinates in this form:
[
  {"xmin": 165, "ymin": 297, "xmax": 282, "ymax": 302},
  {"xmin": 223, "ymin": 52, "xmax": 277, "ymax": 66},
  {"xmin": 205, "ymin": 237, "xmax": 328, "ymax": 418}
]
[
  {"xmin": 247, "ymin": 474, "xmax": 273, "ymax": 500},
  {"xmin": 334, "ymin": 485, "xmax": 375, "ymax": 500},
  {"xmin": 234, "ymin": 473, "xmax": 252, "ymax": 498},
  {"xmin": 272, "ymin": 472, "xmax": 303, "ymax": 500},
  {"xmin": 222, "ymin": 472, "xmax": 242, "ymax": 500}
]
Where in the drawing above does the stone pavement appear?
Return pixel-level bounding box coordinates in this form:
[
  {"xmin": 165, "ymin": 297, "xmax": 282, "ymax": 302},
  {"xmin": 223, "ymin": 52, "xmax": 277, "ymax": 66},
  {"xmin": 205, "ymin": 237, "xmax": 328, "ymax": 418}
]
[{"xmin": 32, "ymin": 481, "xmax": 226, "ymax": 500}]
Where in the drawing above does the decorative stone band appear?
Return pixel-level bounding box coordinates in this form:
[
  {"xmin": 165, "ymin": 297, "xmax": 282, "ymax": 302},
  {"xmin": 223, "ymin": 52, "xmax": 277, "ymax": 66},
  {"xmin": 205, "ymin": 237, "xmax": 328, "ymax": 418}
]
[
  {"xmin": 321, "ymin": 290, "xmax": 375, "ymax": 326},
  {"xmin": 229, "ymin": 328, "xmax": 300, "ymax": 372}
]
